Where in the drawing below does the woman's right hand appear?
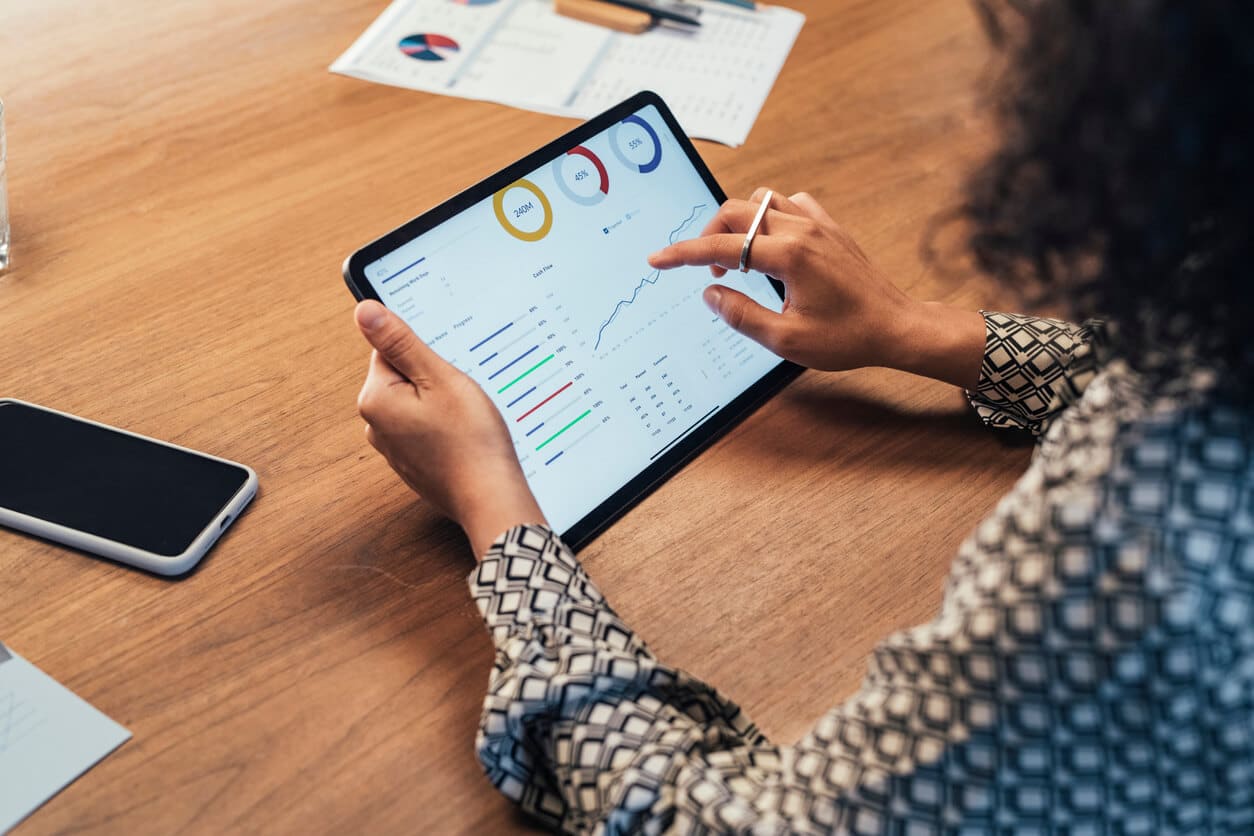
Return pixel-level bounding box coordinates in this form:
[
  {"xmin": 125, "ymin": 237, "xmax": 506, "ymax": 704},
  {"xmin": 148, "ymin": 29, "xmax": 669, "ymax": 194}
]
[{"xmin": 648, "ymin": 189, "xmax": 984, "ymax": 389}]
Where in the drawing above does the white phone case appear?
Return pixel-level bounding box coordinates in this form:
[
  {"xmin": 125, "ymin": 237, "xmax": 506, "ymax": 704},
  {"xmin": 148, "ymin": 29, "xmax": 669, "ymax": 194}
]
[{"xmin": 0, "ymin": 399, "xmax": 258, "ymax": 576}]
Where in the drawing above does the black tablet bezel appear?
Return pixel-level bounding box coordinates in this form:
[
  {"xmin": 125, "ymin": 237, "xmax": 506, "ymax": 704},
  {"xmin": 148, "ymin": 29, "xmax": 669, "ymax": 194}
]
[{"xmin": 343, "ymin": 90, "xmax": 803, "ymax": 551}]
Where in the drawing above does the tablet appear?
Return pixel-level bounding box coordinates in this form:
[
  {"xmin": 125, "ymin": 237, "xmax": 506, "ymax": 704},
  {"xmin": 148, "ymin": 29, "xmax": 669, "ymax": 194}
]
[{"xmin": 343, "ymin": 91, "xmax": 801, "ymax": 550}]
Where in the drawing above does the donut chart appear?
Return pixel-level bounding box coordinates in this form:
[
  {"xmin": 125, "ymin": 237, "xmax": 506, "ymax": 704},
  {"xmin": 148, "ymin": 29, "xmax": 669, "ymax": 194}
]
[
  {"xmin": 609, "ymin": 114, "xmax": 662, "ymax": 174},
  {"xmin": 398, "ymin": 33, "xmax": 460, "ymax": 62},
  {"xmin": 494, "ymin": 179, "xmax": 554, "ymax": 242},
  {"xmin": 552, "ymin": 145, "xmax": 610, "ymax": 206}
]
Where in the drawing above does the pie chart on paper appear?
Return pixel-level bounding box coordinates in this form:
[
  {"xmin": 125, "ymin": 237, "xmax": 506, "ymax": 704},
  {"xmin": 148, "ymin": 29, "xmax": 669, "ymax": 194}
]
[{"xmin": 398, "ymin": 34, "xmax": 460, "ymax": 62}]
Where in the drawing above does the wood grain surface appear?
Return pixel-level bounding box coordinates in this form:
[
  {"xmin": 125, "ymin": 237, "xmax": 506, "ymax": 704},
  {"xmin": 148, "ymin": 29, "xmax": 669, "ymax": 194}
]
[{"xmin": 0, "ymin": 1, "xmax": 1030, "ymax": 832}]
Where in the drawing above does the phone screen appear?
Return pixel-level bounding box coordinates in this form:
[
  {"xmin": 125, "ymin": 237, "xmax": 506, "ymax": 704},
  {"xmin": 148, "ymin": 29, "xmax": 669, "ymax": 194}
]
[{"xmin": 0, "ymin": 402, "xmax": 252, "ymax": 557}]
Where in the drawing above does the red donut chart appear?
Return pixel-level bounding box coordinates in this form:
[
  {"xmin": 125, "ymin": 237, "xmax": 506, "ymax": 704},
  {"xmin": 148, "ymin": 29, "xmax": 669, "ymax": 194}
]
[
  {"xmin": 568, "ymin": 147, "xmax": 609, "ymax": 194},
  {"xmin": 552, "ymin": 145, "xmax": 610, "ymax": 206}
]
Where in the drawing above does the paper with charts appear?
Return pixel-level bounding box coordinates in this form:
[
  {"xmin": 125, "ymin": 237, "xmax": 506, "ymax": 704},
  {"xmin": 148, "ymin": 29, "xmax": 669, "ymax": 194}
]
[
  {"xmin": 0, "ymin": 643, "xmax": 130, "ymax": 832},
  {"xmin": 330, "ymin": 0, "xmax": 804, "ymax": 147}
]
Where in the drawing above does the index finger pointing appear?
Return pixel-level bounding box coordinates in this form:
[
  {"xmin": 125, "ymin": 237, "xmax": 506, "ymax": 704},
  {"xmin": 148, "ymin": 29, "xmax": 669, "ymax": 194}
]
[
  {"xmin": 647, "ymin": 232, "xmax": 790, "ymax": 277},
  {"xmin": 693, "ymin": 200, "xmax": 748, "ymax": 278},
  {"xmin": 648, "ymin": 233, "xmax": 745, "ymax": 272}
]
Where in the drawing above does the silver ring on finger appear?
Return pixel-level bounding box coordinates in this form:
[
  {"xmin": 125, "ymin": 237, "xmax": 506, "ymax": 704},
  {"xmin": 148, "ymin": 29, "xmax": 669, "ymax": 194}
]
[{"xmin": 739, "ymin": 189, "xmax": 773, "ymax": 273}]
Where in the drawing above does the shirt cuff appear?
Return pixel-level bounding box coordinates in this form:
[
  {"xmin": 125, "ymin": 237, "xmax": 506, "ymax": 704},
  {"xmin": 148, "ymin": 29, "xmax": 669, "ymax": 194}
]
[
  {"xmin": 468, "ymin": 524, "xmax": 605, "ymax": 639},
  {"xmin": 966, "ymin": 311, "xmax": 1101, "ymax": 435}
]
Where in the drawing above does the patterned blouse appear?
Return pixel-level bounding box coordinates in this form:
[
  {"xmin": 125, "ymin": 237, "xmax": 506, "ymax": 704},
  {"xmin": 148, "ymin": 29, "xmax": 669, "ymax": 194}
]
[{"xmin": 467, "ymin": 312, "xmax": 1254, "ymax": 834}]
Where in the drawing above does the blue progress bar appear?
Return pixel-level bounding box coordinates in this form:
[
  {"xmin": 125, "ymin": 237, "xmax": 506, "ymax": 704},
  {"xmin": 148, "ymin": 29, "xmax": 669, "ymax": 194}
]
[
  {"xmin": 506, "ymin": 386, "xmax": 536, "ymax": 408},
  {"xmin": 545, "ymin": 451, "xmax": 564, "ymax": 466},
  {"xmin": 488, "ymin": 345, "xmax": 538, "ymax": 380},
  {"xmin": 477, "ymin": 352, "xmax": 498, "ymax": 367},
  {"xmin": 525, "ymin": 422, "xmax": 545, "ymax": 437},
  {"xmin": 470, "ymin": 322, "xmax": 514, "ymax": 351},
  {"xmin": 380, "ymin": 256, "xmax": 426, "ymax": 285}
]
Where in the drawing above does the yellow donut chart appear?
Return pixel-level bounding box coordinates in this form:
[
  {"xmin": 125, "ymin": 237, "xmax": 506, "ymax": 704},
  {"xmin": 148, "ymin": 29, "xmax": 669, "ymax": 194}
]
[{"xmin": 493, "ymin": 179, "xmax": 553, "ymax": 242}]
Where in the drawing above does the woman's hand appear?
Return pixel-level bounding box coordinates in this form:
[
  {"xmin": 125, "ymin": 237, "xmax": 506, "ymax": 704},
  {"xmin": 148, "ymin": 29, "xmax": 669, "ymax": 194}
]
[
  {"xmin": 648, "ymin": 189, "xmax": 984, "ymax": 389},
  {"xmin": 354, "ymin": 300, "xmax": 546, "ymax": 557}
]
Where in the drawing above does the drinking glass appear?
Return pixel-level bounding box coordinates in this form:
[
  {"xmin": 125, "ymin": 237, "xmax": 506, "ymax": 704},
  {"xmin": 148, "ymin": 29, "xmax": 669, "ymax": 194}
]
[{"xmin": 0, "ymin": 98, "xmax": 8, "ymax": 271}]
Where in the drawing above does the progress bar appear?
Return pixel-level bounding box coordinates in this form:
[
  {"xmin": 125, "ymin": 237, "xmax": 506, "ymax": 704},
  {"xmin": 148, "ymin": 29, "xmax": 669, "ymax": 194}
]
[
  {"xmin": 381, "ymin": 256, "xmax": 426, "ymax": 285},
  {"xmin": 470, "ymin": 321, "xmax": 513, "ymax": 351},
  {"xmin": 535, "ymin": 409, "xmax": 591, "ymax": 451},
  {"xmin": 516, "ymin": 382, "xmax": 572, "ymax": 422}
]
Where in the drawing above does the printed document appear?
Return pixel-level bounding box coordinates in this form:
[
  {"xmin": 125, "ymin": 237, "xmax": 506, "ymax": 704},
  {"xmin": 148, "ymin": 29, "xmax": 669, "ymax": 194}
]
[
  {"xmin": 331, "ymin": 0, "xmax": 805, "ymax": 147},
  {"xmin": 0, "ymin": 643, "xmax": 130, "ymax": 832}
]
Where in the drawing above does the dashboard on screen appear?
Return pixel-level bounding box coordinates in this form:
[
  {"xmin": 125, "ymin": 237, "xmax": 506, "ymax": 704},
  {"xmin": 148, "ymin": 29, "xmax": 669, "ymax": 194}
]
[{"xmin": 348, "ymin": 94, "xmax": 796, "ymax": 540}]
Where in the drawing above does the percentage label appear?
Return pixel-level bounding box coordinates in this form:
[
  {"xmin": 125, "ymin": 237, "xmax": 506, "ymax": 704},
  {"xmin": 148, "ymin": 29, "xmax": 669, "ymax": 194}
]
[
  {"xmin": 554, "ymin": 146, "xmax": 609, "ymax": 206},
  {"xmin": 610, "ymin": 115, "xmax": 662, "ymax": 174}
]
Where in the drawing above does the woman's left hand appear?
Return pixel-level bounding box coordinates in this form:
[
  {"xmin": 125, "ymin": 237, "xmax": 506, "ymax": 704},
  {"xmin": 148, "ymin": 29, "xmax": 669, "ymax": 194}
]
[{"xmin": 354, "ymin": 300, "xmax": 546, "ymax": 557}]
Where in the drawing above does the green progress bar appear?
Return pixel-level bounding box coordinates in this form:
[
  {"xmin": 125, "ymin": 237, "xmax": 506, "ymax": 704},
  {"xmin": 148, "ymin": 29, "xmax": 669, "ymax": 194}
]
[
  {"xmin": 535, "ymin": 410, "xmax": 592, "ymax": 451},
  {"xmin": 497, "ymin": 354, "xmax": 555, "ymax": 394}
]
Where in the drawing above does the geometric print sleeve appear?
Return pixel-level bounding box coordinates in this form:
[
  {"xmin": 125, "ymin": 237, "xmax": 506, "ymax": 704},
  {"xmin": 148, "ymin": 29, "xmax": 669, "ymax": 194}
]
[
  {"xmin": 967, "ymin": 311, "xmax": 1105, "ymax": 436},
  {"xmin": 469, "ymin": 525, "xmax": 767, "ymax": 834},
  {"xmin": 469, "ymin": 377, "xmax": 1254, "ymax": 833}
]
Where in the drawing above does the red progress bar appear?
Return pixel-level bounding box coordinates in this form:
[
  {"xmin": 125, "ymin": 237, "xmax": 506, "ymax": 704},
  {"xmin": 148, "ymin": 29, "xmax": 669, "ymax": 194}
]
[{"xmin": 516, "ymin": 381, "xmax": 573, "ymax": 422}]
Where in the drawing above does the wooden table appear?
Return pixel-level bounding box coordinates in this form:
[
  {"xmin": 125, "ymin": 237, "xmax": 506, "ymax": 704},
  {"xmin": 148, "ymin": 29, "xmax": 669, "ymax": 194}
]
[{"xmin": 0, "ymin": 1, "xmax": 1030, "ymax": 832}]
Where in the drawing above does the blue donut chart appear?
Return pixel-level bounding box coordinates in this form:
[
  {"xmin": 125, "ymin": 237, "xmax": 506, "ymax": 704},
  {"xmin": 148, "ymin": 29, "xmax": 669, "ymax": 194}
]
[{"xmin": 609, "ymin": 115, "xmax": 662, "ymax": 174}]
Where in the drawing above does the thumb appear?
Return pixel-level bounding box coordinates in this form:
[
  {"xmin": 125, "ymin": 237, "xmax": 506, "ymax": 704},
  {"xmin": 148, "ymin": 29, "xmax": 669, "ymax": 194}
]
[
  {"xmin": 703, "ymin": 285, "xmax": 784, "ymax": 351},
  {"xmin": 355, "ymin": 300, "xmax": 439, "ymax": 381}
]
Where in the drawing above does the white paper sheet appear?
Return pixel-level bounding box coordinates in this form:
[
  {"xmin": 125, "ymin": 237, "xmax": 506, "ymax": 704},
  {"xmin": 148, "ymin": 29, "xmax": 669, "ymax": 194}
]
[
  {"xmin": 331, "ymin": 0, "xmax": 805, "ymax": 147},
  {"xmin": 0, "ymin": 643, "xmax": 130, "ymax": 833}
]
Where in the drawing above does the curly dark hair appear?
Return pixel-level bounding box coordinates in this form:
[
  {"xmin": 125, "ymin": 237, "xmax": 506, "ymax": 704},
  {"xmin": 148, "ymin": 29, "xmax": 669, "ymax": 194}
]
[{"xmin": 962, "ymin": 0, "xmax": 1254, "ymax": 390}]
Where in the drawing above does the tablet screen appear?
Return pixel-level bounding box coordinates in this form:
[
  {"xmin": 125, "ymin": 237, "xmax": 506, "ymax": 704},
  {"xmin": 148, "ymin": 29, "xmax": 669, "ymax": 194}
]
[{"xmin": 355, "ymin": 98, "xmax": 789, "ymax": 534}]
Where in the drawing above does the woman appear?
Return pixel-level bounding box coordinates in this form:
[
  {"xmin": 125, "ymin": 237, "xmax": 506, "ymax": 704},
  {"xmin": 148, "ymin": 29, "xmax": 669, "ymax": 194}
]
[{"xmin": 353, "ymin": 1, "xmax": 1253, "ymax": 831}]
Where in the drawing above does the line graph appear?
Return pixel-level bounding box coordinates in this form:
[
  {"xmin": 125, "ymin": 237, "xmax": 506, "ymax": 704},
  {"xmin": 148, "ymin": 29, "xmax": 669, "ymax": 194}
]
[{"xmin": 593, "ymin": 203, "xmax": 708, "ymax": 350}]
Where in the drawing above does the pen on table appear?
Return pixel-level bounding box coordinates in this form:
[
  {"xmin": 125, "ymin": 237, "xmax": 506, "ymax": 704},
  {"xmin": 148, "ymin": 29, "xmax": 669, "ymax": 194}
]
[
  {"xmin": 555, "ymin": 0, "xmax": 653, "ymax": 32},
  {"xmin": 601, "ymin": 0, "xmax": 703, "ymax": 27}
]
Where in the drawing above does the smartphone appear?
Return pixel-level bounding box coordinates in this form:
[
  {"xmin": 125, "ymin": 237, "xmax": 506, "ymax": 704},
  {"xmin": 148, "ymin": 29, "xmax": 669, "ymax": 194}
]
[{"xmin": 0, "ymin": 399, "xmax": 257, "ymax": 576}]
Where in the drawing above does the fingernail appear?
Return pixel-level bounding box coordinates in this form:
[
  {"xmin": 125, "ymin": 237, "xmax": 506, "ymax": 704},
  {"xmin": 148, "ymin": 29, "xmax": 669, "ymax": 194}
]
[
  {"xmin": 361, "ymin": 303, "xmax": 386, "ymax": 331},
  {"xmin": 704, "ymin": 287, "xmax": 722, "ymax": 313}
]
